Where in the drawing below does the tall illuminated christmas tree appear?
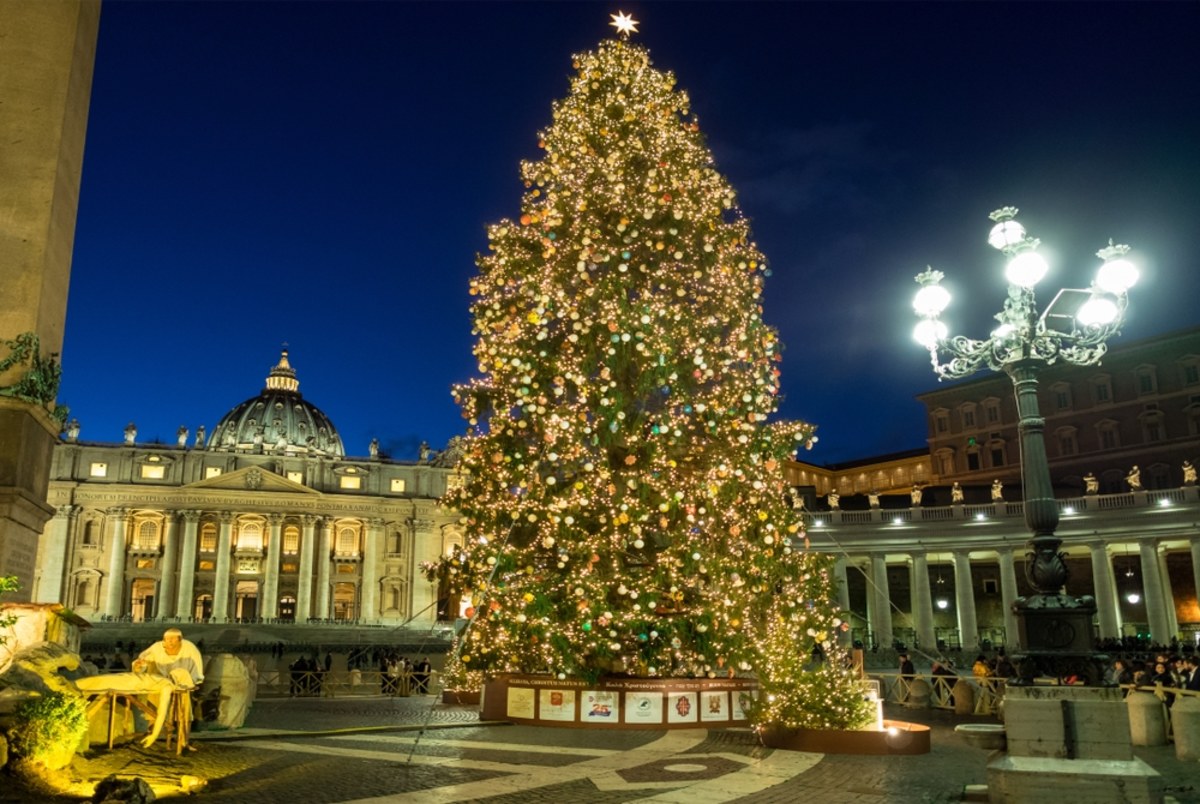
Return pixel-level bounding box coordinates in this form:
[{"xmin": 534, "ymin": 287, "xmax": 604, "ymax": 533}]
[{"xmin": 438, "ymin": 13, "xmax": 872, "ymax": 729}]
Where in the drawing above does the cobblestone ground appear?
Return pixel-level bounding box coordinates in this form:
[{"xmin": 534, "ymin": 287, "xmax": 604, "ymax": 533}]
[{"xmin": 3, "ymin": 698, "xmax": 1196, "ymax": 803}]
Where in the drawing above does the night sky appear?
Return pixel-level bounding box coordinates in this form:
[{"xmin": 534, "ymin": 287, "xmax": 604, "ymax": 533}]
[{"xmin": 60, "ymin": 1, "xmax": 1200, "ymax": 464}]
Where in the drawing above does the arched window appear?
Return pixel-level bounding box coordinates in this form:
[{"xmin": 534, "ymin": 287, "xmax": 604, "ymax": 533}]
[
  {"xmin": 337, "ymin": 526, "xmax": 358, "ymax": 556},
  {"xmin": 200, "ymin": 523, "xmax": 217, "ymax": 552},
  {"xmin": 76, "ymin": 579, "xmax": 91, "ymax": 607},
  {"xmin": 82, "ymin": 520, "xmax": 98, "ymax": 546},
  {"xmin": 237, "ymin": 522, "xmax": 263, "ymax": 551},
  {"xmin": 137, "ymin": 521, "xmax": 158, "ymax": 550},
  {"xmin": 283, "ymin": 525, "xmax": 300, "ymax": 554}
]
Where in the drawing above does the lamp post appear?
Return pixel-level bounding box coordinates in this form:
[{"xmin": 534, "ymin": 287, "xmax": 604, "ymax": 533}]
[{"xmin": 912, "ymin": 207, "xmax": 1138, "ymax": 683}]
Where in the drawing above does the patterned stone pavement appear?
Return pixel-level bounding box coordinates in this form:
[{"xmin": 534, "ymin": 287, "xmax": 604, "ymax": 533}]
[{"xmin": 5, "ymin": 696, "xmax": 1197, "ymax": 803}]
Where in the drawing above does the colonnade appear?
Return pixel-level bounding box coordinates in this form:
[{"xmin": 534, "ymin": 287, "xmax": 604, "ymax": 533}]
[{"xmin": 835, "ymin": 538, "xmax": 1198, "ymax": 652}]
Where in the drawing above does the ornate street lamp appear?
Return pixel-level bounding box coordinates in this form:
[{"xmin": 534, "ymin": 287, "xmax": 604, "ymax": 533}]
[{"xmin": 912, "ymin": 207, "xmax": 1137, "ymax": 683}]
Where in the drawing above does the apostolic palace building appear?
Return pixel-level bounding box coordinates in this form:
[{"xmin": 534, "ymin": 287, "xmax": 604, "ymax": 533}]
[{"xmin": 25, "ymin": 328, "xmax": 1200, "ymax": 655}]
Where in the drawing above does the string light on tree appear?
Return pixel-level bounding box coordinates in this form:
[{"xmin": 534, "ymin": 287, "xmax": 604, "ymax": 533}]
[{"xmin": 430, "ymin": 13, "xmax": 873, "ymax": 730}]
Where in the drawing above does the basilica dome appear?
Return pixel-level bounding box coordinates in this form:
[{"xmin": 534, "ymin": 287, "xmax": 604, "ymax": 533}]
[{"xmin": 208, "ymin": 350, "xmax": 345, "ymax": 457}]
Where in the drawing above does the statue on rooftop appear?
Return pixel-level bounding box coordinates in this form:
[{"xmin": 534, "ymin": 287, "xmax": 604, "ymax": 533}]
[
  {"xmin": 1183, "ymin": 460, "xmax": 1196, "ymax": 486},
  {"xmin": 123, "ymin": 422, "xmax": 137, "ymax": 445},
  {"xmin": 1125, "ymin": 465, "xmax": 1142, "ymax": 492},
  {"xmin": 991, "ymin": 479, "xmax": 1003, "ymax": 502},
  {"xmin": 827, "ymin": 489, "xmax": 840, "ymax": 510},
  {"xmin": 1084, "ymin": 472, "xmax": 1099, "ymax": 494},
  {"xmin": 176, "ymin": 425, "xmax": 188, "ymax": 448},
  {"xmin": 910, "ymin": 484, "xmax": 923, "ymax": 505},
  {"xmin": 951, "ymin": 481, "xmax": 963, "ymax": 503}
]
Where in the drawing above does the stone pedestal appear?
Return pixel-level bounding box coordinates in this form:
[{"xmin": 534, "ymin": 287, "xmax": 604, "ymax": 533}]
[
  {"xmin": 986, "ymin": 686, "xmax": 1163, "ymax": 803},
  {"xmin": 0, "ymin": 400, "xmax": 59, "ymax": 598}
]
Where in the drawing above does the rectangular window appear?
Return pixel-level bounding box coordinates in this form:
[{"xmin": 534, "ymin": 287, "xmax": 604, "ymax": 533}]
[
  {"xmin": 967, "ymin": 453, "xmax": 981, "ymax": 471},
  {"xmin": 1095, "ymin": 384, "xmax": 1110, "ymax": 402},
  {"xmin": 140, "ymin": 464, "xmax": 165, "ymax": 479},
  {"xmin": 1139, "ymin": 374, "xmax": 1154, "ymax": 394},
  {"xmin": 199, "ymin": 560, "xmax": 215, "ymax": 571},
  {"xmin": 89, "ymin": 462, "xmax": 107, "ymax": 477},
  {"xmin": 962, "ymin": 410, "xmax": 975, "ymax": 428},
  {"xmin": 136, "ymin": 559, "xmax": 155, "ymax": 569},
  {"xmin": 1056, "ymin": 391, "xmax": 1069, "ymax": 410},
  {"xmin": 986, "ymin": 405, "xmax": 999, "ymax": 423},
  {"xmin": 339, "ymin": 475, "xmax": 362, "ymax": 490},
  {"xmin": 287, "ymin": 471, "xmax": 304, "ymax": 484},
  {"xmin": 337, "ymin": 564, "xmax": 356, "ymax": 574},
  {"xmin": 991, "ymin": 448, "xmax": 1004, "ymax": 466},
  {"xmin": 1100, "ymin": 429, "xmax": 1117, "ymax": 449},
  {"xmin": 282, "ymin": 563, "xmax": 298, "ymax": 574},
  {"xmin": 1059, "ymin": 435, "xmax": 1076, "ymax": 456},
  {"xmin": 935, "ymin": 415, "xmax": 948, "ymax": 433},
  {"xmin": 982, "ymin": 579, "xmax": 998, "ymax": 595},
  {"xmin": 1146, "ymin": 422, "xmax": 1163, "ymax": 442},
  {"xmin": 390, "ymin": 477, "xmax": 407, "ymax": 493},
  {"xmin": 205, "ymin": 466, "xmax": 222, "ymax": 479},
  {"xmin": 939, "ymin": 455, "xmax": 954, "ymax": 475},
  {"xmin": 1186, "ymin": 365, "xmax": 1200, "ymax": 385}
]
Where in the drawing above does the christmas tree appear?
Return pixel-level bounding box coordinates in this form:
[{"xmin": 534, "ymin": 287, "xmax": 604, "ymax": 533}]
[{"xmin": 438, "ymin": 13, "xmax": 873, "ymax": 729}]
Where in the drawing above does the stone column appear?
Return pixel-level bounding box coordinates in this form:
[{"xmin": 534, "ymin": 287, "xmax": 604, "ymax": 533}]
[
  {"xmin": 1156, "ymin": 547, "xmax": 1179, "ymax": 640},
  {"xmin": 997, "ymin": 548, "xmax": 1021, "ymax": 650},
  {"xmin": 869, "ymin": 553, "xmax": 893, "ymax": 649},
  {"xmin": 157, "ymin": 512, "xmax": 179, "ymax": 619},
  {"xmin": 833, "ymin": 555, "xmax": 852, "ymax": 645},
  {"xmin": 1138, "ymin": 540, "xmax": 1171, "ymax": 645},
  {"xmin": 261, "ymin": 514, "xmax": 283, "ymax": 621},
  {"xmin": 0, "ymin": 1, "xmax": 100, "ymax": 596},
  {"xmin": 1089, "ymin": 541, "xmax": 1120, "ymax": 640},
  {"xmin": 409, "ymin": 517, "xmax": 440, "ymax": 626},
  {"xmin": 34, "ymin": 504, "xmax": 75, "ymax": 603},
  {"xmin": 953, "ymin": 550, "xmax": 979, "ymax": 652},
  {"xmin": 212, "ymin": 512, "xmax": 234, "ymax": 621},
  {"xmin": 315, "ymin": 518, "xmax": 333, "ymax": 619},
  {"xmin": 361, "ymin": 518, "xmax": 382, "ymax": 623},
  {"xmin": 102, "ymin": 508, "xmax": 129, "ymax": 617},
  {"xmin": 1192, "ymin": 539, "xmax": 1200, "ymax": 637},
  {"xmin": 175, "ymin": 511, "xmax": 199, "ymax": 618},
  {"xmin": 910, "ymin": 553, "xmax": 936, "ymax": 650},
  {"xmin": 296, "ymin": 515, "xmax": 317, "ymax": 621}
]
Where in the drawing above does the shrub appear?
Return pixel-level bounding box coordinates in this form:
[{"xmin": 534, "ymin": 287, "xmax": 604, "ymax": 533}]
[{"xmin": 8, "ymin": 691, "xmax": 88, "ymax": 769}]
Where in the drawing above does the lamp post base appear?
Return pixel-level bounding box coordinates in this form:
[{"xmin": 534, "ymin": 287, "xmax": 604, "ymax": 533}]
[{"xmin": 1011, "ymin": 594, "xmax": 1108, "ymax": 685}]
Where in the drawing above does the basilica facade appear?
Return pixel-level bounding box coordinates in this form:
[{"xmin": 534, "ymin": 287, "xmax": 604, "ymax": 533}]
[{"xmin": 31, "ymin": 351, "xmax": 465, "ymax": 626}]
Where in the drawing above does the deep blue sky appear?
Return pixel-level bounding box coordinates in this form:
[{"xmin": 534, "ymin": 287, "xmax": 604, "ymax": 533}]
[{"xmin": 61, "ymin": 1, "xmax": 1200, "ymax": 464}]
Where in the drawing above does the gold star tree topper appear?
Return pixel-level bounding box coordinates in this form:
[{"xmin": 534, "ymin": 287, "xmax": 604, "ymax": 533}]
[{"xmin": 609, "ymin": 11, "xmax": 639, "ymax": 37}]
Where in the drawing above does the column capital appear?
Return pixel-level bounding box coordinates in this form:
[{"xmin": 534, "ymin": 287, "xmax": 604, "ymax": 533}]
[
  {"xmin": 267, "ymin": 513, "xmax": 286, "ymax": 526},
  {"xmin": 181, "ymin": 509, "xmax": 202, "ymax": 523},
  {"xmin": 367, "ymin": 517, "xmax": 385, "ymax": 529},
  {"xmin": 105, "ymin": 507, "xmax": 128, "ymax": 520},
  {"xmin": 303, "ymin": 513, "xmax": 321, "ymax": 527},
  {"xmin": 218, "ymin": 511, "xmax": 235, "ymax": 524},
  {"xmin": 55, "ymin": 504, "xmax": 77, "ymax": 518},
  {"xmin": 409, "ymin": 517, "xmax": 435, "ymax": 532}
]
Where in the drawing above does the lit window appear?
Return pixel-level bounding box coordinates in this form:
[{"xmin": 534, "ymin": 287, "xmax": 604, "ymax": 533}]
[
  {"xmin": 337, "ymin": 564, "xmax": 356, "ymax": 574},
  {"xmin": 89, "ymin": 462, "xmax": 107, "ymax": 477},
  {"xmin": 205, "ymin": 467, "xmax": 222, "ymax": 479},
  {"xmin": 283, "ymin": 525, "xmax": 300, "ymax": 554},
  {"xmin": 339, "ymin": 475, "xmax": 362, "ymax": 490},
  {"xmin": 237, "ymin": 522, "xmax": 263, "ymax": 551},
  {"xmin": 200, "ymin": 523, "xmax": 217, "ymax": 552},
  {"xmin": 199, "ymin": 560, "xmax": 215, "ymax": 571},
  {"xmin": 287, "ymin": 471, "xmax": 304, "ymax": 484},
  {"xmin": 282, "ymin": 563, "xmax": 298, "ymax": 574},
  {"xmin": 137, "ymin": 521, "xmax": 158, "ymax": 549},
  {"xmin": 136, "ymin": 559, "xmax": 155, "ymax": 569},
  {"xmin": 141, "ymin": 464, "xmax": 165, "ymax": 479},
  {"xmin": 390, "ymin": 477, "xmax": 407, "ymax": 493},
  {"xmin": 337, "ymin": 526, "xmax": 357, "ymax": 554}
]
